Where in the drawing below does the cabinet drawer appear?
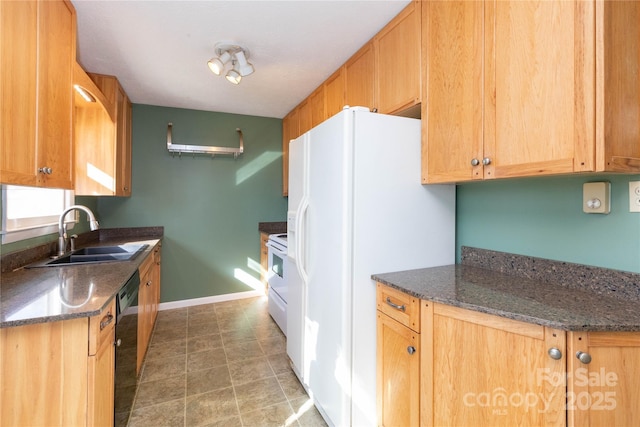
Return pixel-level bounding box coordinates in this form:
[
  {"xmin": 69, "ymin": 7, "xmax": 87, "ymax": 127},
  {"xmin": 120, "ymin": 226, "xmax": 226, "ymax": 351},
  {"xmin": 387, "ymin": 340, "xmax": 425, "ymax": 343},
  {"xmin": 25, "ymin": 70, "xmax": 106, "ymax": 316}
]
[
  {"xmin": 89, "ymin": 298, "xmax": 116, "ymax": 356},
  {"xmin": 376, "ymin": 283, "xmax": 420, "ymax": 333}
]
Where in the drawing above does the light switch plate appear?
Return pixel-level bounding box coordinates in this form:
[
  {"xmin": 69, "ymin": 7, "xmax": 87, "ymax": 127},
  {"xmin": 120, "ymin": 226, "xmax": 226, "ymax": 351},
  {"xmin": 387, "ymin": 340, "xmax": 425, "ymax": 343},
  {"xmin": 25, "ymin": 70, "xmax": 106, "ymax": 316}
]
[
  {"xmin": 630, "ymin": 181, "xmax": 640, "ymax": 212},
  {"xmin": 583, "ymin": 182, "xmax": 610, "ymax": 214}
]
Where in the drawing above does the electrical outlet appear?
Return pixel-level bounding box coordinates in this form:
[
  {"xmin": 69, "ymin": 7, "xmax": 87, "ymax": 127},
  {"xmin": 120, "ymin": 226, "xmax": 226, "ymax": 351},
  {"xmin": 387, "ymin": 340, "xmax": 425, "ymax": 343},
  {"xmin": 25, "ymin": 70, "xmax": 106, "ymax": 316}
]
[{"xmin": 630, "ymin": 181, "xmax": 640, "ymax": 212}]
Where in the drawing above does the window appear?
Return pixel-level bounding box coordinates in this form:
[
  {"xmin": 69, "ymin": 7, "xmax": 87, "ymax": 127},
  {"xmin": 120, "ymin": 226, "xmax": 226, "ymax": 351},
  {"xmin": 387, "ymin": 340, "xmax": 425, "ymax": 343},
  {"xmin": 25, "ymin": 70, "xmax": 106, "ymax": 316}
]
[{"xmin": 1, "ymin": 185, "xmax": 75, "ymax": 244}]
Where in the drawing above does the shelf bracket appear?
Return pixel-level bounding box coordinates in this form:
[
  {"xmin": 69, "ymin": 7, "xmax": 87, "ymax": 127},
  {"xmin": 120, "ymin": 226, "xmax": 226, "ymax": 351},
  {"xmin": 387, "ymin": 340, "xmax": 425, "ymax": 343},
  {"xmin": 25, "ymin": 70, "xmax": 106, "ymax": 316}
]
[{"xmin": 166, "ymin": 122, "xmax": 244, "ymax": 159}]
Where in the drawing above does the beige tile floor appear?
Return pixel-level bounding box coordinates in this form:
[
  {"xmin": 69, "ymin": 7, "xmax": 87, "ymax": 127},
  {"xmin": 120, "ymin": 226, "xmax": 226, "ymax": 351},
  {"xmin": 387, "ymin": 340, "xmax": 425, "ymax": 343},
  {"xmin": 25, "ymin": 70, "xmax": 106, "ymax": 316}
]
[{"xmin": 126, "ymin": 296, "xmax": 328, "ymax": 427}]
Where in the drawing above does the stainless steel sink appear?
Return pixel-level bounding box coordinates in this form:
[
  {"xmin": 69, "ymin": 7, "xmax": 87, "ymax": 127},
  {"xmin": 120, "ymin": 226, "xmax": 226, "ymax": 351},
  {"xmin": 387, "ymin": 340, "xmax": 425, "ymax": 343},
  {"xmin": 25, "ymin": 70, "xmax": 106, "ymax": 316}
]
[{"xmin": 26, "ymin": 244, "xmax": 148, "ymax": 268}]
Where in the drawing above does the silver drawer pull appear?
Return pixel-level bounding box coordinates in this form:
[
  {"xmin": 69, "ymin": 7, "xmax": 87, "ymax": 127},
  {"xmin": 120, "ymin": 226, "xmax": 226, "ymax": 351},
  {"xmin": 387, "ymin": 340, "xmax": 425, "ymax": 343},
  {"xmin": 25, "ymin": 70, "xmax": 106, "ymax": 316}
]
[
  {"xmin": 100, "ymin": 312, "xmax": 114, "ymax": 330},
  {"xmin": 386, "ymin": 297, "xmax": 406, "ymax": 312}
]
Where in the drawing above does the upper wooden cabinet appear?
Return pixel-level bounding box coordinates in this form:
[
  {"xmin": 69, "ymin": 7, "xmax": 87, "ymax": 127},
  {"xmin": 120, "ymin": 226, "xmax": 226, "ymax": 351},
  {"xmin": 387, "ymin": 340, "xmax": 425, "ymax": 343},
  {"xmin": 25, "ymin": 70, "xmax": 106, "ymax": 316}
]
[
  {"xmin": 422, "ymin": 0, "xmax": 640, "ymax": 184},
  {"xmin": 298, "ymin": 99, "xmax": 312, "ymax": 137},
  {"xmin": 375, "ymin": 1, "xmax": 421, "ymax": 115},
  {"xmin": 309, "ymin": 86, "xmax": 325, "ymax": 128},
  {"xmin": 74, "ymin": 69, "xmax": 132, "ymax": 196},
  {"xmin": 282, "ymin": 107, "xmax": 299, "ymax": 196},
  {"xmin": 344, "ymin": 42, "xmax": 376, "ymax": 112},
  {"xmin": 0, "ymin": 0, "xmax": 76, "ymax": 189},
  {"xmin": 600, "ymin": 1, "xmax": 640, "ymax": 173},
  {"xmin": 324, "ymin": 68, "xmax": 345, "ymax": 120}
]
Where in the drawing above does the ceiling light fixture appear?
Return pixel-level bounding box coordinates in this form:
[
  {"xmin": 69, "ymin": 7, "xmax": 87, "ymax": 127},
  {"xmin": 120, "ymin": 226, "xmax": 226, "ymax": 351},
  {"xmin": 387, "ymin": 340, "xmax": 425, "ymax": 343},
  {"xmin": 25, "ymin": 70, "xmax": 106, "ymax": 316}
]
[
  {"xmin": 207, "ymin": 43, "xmax": 254, "ymax": 85},
  {"xmin": 207, "ymin": 50, "xmax": 231, "ymax": 75}
]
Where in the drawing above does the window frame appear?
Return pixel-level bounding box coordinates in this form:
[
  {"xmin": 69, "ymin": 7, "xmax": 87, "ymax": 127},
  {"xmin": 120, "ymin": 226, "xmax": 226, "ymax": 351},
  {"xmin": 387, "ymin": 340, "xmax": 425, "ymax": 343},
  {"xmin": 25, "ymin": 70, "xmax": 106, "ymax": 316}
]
[{"xmin": 1, "ymin": 185, "xmax": 76, "ymax": 245}]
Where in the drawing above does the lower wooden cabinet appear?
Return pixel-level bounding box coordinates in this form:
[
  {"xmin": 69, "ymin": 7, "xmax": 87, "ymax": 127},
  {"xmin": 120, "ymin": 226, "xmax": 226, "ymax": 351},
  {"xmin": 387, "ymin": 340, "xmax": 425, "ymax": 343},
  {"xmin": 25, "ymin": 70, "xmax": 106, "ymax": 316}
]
[
  {"xmin": 88, "ymin": 299, "xmax": 117, "ymax": 426},
  {"xmin": 567, "ymin": 331, "xmax": 640, "ymax": 427},
  {"xmin": 376, "ymin": 283, "xmax": 640, "ymax": 427},
  {"xmin": 137, "ymin": 243, "xmax": 161, "ymax": 373},
  {"xmin": 377, "ymin": 311, "xmax": 420, "ymax": 427},
  {"xmin": 425, "ymin": 303, "xmax": 565, "ymax": 426},
  {"xmin": 0, "ymin": 299, "xmax": 116, "ymax": 426},
  {"xmin": 376, "ymin": 283, "xmax": 421, "ymax": 426}
]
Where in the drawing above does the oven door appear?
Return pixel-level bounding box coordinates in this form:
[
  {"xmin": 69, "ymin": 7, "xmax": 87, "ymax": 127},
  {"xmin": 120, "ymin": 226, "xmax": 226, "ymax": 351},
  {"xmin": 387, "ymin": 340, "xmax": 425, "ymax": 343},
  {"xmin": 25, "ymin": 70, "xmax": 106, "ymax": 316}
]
[
  {"xmin": 266, "ymin": 239, "xmax": 287, "ymax": 303},
  {"xmin": 266, "ymin": 238, "xmax": 288, "ymax": 334}
]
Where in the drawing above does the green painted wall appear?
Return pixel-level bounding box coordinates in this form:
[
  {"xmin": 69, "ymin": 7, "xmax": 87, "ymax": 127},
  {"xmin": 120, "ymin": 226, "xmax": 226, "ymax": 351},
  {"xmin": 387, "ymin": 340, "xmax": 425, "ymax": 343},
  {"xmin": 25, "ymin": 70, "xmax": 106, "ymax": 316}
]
[
  {"xmin": 95, "ymin": 105, "xmax": 287, "ymax": 302},
  {"xmin": 456, "ymin": 174, "xmax": 640, "ymax": 273}
]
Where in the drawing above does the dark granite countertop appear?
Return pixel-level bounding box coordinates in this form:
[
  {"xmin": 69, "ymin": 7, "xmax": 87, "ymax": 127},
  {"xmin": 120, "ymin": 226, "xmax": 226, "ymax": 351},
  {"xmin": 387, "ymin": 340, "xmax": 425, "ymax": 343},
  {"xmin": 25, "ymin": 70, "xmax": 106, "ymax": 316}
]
[
  {"xmin": 0, "ymin": 227, "xmax": 163, "ymax": 328},
  {"xmin": 372, "ymin": 247, "xmax": 640, "ymax": 332},
  {"xmin": 258, "ymin": 221, "xmax": 286, "ymax": 235}
]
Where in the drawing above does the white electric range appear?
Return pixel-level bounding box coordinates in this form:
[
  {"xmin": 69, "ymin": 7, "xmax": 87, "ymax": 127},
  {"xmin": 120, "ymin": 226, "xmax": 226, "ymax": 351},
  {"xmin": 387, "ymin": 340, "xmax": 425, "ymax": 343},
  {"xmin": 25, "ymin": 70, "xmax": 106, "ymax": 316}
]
[{"xmin": 265, "ymin": 233, "xmax": 287, "ymax": 335}]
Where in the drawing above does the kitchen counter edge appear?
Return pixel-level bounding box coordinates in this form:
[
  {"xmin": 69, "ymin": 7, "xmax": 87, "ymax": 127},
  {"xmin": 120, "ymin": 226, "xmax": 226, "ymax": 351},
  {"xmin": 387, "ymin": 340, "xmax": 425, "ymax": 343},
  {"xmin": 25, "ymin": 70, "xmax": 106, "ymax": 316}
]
[
  {"xmin": 1, "ymin": 227, "xmax": 163, "ymax": 328},
  {"xmin": 372, "ymin": 264, "xmax": 640, "ymax": 332}
]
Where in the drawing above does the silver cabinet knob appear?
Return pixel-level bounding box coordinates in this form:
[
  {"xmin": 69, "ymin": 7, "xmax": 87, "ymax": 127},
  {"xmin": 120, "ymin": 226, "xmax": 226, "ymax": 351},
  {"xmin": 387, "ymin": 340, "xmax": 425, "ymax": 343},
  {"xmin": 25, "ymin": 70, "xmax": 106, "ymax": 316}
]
[
  {"xmin": 38, "ymin": 167, "xmax": 53, "ymax": 174},
  {"xmin": 146, "ymin": 280, "xmax": 152, "ymax": 287},
  {"xmin": 471, "ymin": 158, "xmax": 480, "ymax": 166},
  {"xmin": 482, "ymin": 157, "xmax": 491, "ymax": 166},
  {"xmin": 407, "ymin": 346, "xmax": 416, "ymax": 355},
  {"xmin": 576, "ymin": 351, "xmax": 592, "ymax": 364},
  {"xmin": 115, "ymin": 338, "xmax": 122, "ymax": 347},
  {"xmin": 548, "ymin": 347, "xmax": 562, "ymax": 360}
]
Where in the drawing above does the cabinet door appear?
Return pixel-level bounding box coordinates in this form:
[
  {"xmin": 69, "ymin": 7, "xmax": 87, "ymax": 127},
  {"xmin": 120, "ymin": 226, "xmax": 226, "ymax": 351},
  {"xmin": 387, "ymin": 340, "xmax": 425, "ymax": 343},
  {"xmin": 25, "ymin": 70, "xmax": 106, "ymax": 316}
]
[
  {"xmin": 345, "ymin": 43, "xmax": 375, "ymax": 112},
  {"xmin": 298, "ymin": 99, "xmax": 312, "ymax": 136},
  {"xmin": 375, "ymin": 1, "xmax": 421, "ymax": 115},
  {"xmin": 309, "ymin": 86, "xmax": 325, "ymax": 128},
  {"xmin": 1, "ymin": 318, "xmax": 88, "ymax": 426},
  {"xmin": 137, "ymin": 266, "xmax": 152, "ymax": 374},
  {"xmin": 151, "ymin": 245, "xmax": 162, "ymax": 324},
  {"xmin": 426, "ymin": 304, "xmax": 566, "ymax": 427},
  {"xmin": 88, "ymin": 312, "xmax": 116, "ymax": 427},
  {"xmin": 568, "ymin": 331, "xmax": 640, "ymax": 427},
  {"xmin": 377, "ymin": 312, "xmax": 420, "ymax": 427},
  {"xmin": 485, "ymin": 0, "xmax": 594, "ymax": 179},
  {"xmin": 0, "ymin": 0, "xmax": 39, "ymax": 186},
  {"xmin": 115, "ymin": 86, "xmax": 132, "ymax": 196},
  {"xmin": 282, "ymin": 108, "xmax": 299, "ymax": 196},
  {"xmin": 601, "ymin": 1, "xmax": 640, "ymax": 173},
  {"xmin": 324, "ymin": 68, "xmax": 345, "ymax": 119},
  {"xmin": 37, "ymin": 0, "xmax": 75, "ymax": 189},
  {"xmin": 422, "ymin": 0, "xmax": 484, "ymax": 184}
]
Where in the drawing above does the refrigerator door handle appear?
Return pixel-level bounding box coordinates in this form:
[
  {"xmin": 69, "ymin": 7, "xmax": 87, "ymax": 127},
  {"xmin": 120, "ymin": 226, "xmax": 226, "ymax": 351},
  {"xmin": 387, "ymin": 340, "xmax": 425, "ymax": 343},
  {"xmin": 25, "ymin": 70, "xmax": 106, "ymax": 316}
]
[{"xmin": 295, "ymin": 198, "xmax": 309, "ymax": 284}]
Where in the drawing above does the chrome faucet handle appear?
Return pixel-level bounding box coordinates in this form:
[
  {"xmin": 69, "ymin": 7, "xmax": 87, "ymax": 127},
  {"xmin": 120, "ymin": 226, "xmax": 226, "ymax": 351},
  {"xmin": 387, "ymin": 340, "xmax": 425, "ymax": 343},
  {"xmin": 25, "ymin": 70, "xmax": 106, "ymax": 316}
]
[{"xmin": 70, "ymin": 234, "xmax": 78, "ymax": 251}]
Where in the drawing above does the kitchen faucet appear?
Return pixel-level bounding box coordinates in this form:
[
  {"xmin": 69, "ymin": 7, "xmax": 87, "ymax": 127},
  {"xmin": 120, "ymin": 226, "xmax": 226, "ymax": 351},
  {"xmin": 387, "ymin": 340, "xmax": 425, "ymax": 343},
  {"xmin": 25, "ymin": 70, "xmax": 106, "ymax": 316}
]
[{"xmin": 58, "ymin": 205, "xmax": 100, "ymax": 256}]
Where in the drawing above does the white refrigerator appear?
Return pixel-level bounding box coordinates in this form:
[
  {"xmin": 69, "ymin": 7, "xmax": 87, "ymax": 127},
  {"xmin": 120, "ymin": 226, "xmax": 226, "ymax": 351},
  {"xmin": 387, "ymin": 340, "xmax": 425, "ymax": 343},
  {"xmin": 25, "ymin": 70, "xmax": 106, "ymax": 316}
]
[{"xmin": 286, "ymin": 107, "xmax": 455, "ymax": 427}]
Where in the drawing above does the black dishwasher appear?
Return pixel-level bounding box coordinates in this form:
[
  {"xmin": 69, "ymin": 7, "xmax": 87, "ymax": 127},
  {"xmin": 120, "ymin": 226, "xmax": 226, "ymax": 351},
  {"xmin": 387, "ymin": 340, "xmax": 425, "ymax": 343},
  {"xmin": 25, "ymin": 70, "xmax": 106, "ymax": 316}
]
[{"xmin": 114, "ymin": 270, "xmax": 140, "ymax": 427}]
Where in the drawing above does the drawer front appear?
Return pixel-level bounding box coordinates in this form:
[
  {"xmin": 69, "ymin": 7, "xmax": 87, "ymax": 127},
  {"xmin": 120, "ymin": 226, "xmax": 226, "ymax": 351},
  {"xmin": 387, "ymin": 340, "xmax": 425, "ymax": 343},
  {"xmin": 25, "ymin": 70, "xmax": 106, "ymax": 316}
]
[
  {"xmin": 89, "ymin": 298, "xmax": 116, "ymax": 356},
  {"xmin": 376, "ymin": 283, "xmax": 420, "ymax": 333}
]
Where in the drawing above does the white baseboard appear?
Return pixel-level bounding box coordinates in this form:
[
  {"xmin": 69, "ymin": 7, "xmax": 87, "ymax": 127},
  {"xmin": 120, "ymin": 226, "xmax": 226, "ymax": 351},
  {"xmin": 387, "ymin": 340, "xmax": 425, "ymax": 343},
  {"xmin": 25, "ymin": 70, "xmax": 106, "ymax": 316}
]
[
  {"xmin": 159, "ymin": 290, "xmax": 265, "ymax": 311},
  {"xmin": 122, "ymin": 289, "xmax": 265, "ymax": 316}
]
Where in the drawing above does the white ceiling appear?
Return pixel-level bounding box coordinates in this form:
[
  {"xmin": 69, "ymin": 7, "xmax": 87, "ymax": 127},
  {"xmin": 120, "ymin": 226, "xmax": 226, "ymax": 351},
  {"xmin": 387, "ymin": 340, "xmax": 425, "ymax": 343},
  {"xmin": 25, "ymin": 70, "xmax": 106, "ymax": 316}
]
[{"xmin": 72, "ymin": 0, "xmax": 411, "ymax": 119}]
